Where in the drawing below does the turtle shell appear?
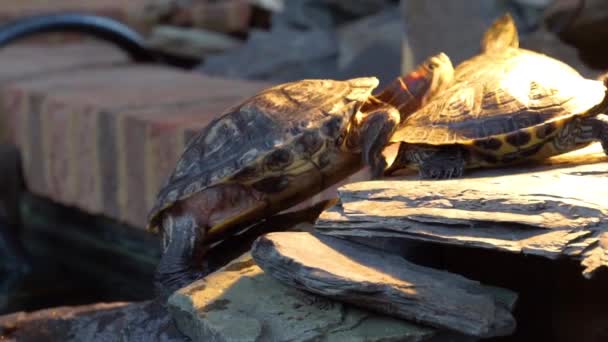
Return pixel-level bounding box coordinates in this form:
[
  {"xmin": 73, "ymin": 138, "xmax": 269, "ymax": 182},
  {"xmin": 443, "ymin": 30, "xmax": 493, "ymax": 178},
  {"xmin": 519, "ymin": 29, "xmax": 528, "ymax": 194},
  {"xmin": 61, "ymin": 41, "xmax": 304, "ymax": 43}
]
[
  {"xmin": 147, "ymin": 77, "xmax": 379, "ymax": 231},
  {"xmin": 394, "ymin": 40, "xmax": 606, "ymax": 155}
]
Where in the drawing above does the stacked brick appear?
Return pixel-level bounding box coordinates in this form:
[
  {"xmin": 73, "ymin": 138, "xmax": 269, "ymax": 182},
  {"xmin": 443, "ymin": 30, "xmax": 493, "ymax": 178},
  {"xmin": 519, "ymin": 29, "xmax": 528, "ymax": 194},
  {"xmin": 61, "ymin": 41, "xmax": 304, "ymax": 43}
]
[{"xmin": 0, "ymin": 42, "xmax": 367, "ymax": 229}]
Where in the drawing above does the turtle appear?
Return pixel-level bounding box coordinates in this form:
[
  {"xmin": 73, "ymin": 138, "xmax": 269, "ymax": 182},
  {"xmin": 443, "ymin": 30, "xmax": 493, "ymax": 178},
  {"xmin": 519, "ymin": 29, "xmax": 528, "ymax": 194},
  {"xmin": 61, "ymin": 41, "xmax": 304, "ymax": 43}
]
[
  {"xmin": 147, "ymin": 53, "xmax": 455, "ymax": 294},
  {"xmin": 386, "ymin": 13, "xmax": 608, "ymax": 180}
]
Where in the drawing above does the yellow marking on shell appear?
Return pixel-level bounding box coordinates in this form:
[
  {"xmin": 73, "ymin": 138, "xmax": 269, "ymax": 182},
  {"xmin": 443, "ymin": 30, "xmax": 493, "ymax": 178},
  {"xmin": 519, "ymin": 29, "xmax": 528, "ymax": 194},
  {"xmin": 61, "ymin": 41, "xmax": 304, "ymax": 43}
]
[{"xmin": 466, "ymin": 119, "xmax": 567, "ymax": 156}]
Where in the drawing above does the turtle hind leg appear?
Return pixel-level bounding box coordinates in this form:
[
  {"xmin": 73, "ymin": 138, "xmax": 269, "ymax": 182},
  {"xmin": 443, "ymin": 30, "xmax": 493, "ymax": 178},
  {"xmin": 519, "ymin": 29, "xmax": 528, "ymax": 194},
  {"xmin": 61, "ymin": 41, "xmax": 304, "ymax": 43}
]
[
  {"xmin": 413, "ymin": 146, "xmax": 466, "ymax": 180},
  {"xmin": 359, "ymin": 106, "xmax": 400, "ymax": 178},
  {"xmin": 155, "ymin": 212, "xmax": 207, "ymax": 298}
]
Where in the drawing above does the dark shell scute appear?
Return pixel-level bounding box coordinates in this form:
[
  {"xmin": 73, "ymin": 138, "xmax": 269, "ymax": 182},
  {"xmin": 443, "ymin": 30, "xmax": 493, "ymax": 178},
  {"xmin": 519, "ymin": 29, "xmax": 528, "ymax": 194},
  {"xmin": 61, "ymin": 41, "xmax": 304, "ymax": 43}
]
[
  {"xmin": 473, "ymin": 137, "xmax": 503, "ymax": 150},
  {"xmin": 295, "ymin": 131, "xmax": 324, "ymax": 157},
  {"xmin": 505, "ymin": 131, "xmax": 532, "ymax": 147},
  {"xmin": 535, "ymin": 122, "xmax": 557, "ymax": 139},
  {"xmin": 510, "ymin": 110, "xmax": 543, "ymax": 129},
  {"xmin": 264, "ymin": 148, "xmax": 293, "ymax": 171},
  {"xmin": 320, "ymin": 116, "xmax": 344, "ymax": 139},
  {"xmin": 519, "ymin": 143, "xmax": 544, "ymax": 157}
]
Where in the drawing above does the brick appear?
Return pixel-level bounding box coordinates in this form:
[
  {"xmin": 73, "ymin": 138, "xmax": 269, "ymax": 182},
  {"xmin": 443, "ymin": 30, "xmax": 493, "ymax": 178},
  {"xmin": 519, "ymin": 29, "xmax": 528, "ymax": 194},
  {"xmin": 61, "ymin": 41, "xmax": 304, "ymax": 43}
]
[
  {"xmin": 42, "ymin": 98, "xmax": 74, "ymax": 205},
  {"xmin": 0, "ymin": 86, "xmax": 25, "ymax": 144},
  {"xmin": 0, "ymin": 0, "xmax": 148, "ymax": 24},
  {"xmin": 72, "ymin": 106, "xmax": 104, "ymax": 214},
  {"xmin": 0, "ymin": 43, "xmax": 129, "ymax": 83},
  {"xmin": 0, "ymin": 45, "xmax": 377, "ymax": 229},
  {"xmin": 1, "ymin": 60, "xmax": 271, "ymax": 228},
  {"xmin": 7, "ymin": 65, "xmax": 267, "ymax": 109}
]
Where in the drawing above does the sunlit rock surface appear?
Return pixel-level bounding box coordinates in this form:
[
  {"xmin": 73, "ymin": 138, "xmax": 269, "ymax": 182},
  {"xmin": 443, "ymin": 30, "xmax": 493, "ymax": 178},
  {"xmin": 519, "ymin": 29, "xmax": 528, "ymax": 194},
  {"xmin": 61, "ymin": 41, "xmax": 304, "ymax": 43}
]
[
  {"xmin": 252, "ymin": 232, "xmax": 517, "ymax": 338},
  {"xmin": 168, "ymin": 253, "xmax": 439, "ymax": 342},
  {"xmin": 0, "ymin": 301, "xmax": 186, "ymax": 341}
]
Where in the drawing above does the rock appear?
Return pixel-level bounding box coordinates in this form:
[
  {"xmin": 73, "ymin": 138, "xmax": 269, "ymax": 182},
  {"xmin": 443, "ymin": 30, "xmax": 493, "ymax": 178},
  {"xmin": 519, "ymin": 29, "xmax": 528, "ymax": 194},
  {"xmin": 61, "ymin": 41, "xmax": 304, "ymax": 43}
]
[
  {"xmin": 146, "ymin": 26, "xmax": 242, "ymax": 59},
  {"xmin": 271, "ymin": 0, "xmax": 393, "ymax": 30},
  {"xmin": 400, "ymin": 0, "xmax": 546, "ymax": 71},
  {"xmin": 327, "ymin": 0, "xmax": 394, "ymax": 18},
  {"xmin": 168, "ymin": 253, "xmax": 439, "ymax": 342},
  {"xmin": 249, "ymin": 0, "xmax": 285, "ymax": 12},
  {"xmin": 270, "ymin": 0, "xmax": 392, "ymax": 31},
  {"xmin": 316, "ymin": 144, "xmax": 608, "ymax": 278},
  {"xmin": 271, "ymin": 0, "xmax": 335, "ymax": 30},
  {"xmin": 252, "ymin": 232, "xmax": 517, "ymax": 338},
  {"xmin": 198, "ymin": 28, "xmax": 339, "ymax": 81},
  {"xmin": 520, "ymin": 27, "xmax": 597, "ymax": 78},
  {"xmin": 132, "ymin": 0, "xmax": 252, "ymax": 34},
  {"xmin": 0, "ymin": 301, "xmax": 186, "ymax": 341},
  {"xmin": 545, "ymin": 0, "xmax": 608, "ymax": 70},
  {"xmin": 336, "ymin": 6, "xmax": 402, "ymax": 86}
]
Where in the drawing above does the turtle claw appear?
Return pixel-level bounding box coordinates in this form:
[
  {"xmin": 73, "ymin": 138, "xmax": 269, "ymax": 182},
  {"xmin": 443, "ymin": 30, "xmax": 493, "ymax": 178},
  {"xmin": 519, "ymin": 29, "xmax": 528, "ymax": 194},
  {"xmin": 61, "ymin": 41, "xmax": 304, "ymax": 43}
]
[
  {"xmin": 416, "ymin": 146, "xmax": 466, "ymax": 180},
  {"xmin": 419, "ymin": 162, "xmax": 465, "ymax": 180}
]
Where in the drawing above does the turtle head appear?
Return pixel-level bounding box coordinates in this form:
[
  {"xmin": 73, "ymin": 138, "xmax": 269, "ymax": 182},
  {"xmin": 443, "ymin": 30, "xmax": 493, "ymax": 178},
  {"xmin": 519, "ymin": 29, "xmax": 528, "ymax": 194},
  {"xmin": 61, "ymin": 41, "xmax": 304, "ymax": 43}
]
[
  {"xmin": 369, "ymin": 53, "xmax": 453, "ymax": 123},
  {"xmin": 416, "ymin": 52, "xmax": 454, "ymax": 106},
  {"xmin": 482, "ymin": 13, "xmax": 520, "ymax": 53},
  {"xmin": 347, "ymin": 53, "xmax": 454, "ymax": 177},
  {"xmin": 393, "ymin": 52, "xmax": 454, "ymax": 118}
]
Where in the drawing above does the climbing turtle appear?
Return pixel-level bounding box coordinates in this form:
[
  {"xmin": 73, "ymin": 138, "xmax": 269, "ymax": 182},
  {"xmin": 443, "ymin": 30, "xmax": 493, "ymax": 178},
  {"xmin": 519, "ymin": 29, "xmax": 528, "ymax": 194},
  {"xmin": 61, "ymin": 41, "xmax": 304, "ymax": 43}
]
[
  {"xmin": 386, "ymin": 13, "xmax": 608, "ymax": 179},
  {"xmin": 148, "ymin": 53, "xmax": 454, "ymax": 294}
]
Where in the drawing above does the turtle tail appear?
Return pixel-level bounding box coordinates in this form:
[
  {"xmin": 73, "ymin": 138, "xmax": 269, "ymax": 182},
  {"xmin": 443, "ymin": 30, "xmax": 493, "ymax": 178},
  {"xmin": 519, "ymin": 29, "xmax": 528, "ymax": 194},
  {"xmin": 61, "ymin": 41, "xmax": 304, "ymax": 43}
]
[{"xmin": 482, "ymin": 13, "xmax": 519, "ymax": 53}]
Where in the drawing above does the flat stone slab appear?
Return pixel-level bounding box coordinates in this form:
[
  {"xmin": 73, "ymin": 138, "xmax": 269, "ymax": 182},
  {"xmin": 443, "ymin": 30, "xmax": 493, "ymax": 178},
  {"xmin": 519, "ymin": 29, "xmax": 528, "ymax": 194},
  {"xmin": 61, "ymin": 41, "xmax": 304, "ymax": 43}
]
[
  {"xmin": 316, "ymin": 144, "xmax": 608, "ymax": 278},
  {"xmin": 168, "ymin": 253, "xmax": 438, "ymax": 342},
  {"xmin": 0, "ymin": 300, "xmax": 185, "ymax": 341},
  {"xmin": 252, "ymin": 232, "xmax": 517, "ymax": 338}
]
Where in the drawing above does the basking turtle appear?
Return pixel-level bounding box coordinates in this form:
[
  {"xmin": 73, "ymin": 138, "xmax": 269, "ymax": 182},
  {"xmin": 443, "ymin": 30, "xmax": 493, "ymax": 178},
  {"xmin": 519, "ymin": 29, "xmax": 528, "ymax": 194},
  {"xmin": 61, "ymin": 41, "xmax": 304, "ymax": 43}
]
[
  {"xmin": 148, "ymin": 53, "xmax": 454, "ymax": 294},
  {"xmin": 387, "ymin": 14, "xmax": 608, "ymax": 179}
]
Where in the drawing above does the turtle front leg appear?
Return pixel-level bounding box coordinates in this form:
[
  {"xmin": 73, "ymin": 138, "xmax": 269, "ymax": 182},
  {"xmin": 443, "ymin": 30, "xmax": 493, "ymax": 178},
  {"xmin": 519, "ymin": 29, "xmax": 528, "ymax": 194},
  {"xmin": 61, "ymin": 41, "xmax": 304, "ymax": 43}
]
[
  {"xmin": 392, "ymin": 145, "xmax": 466, "ymax": 179},
  {"xmin": 155, "ymin": 213, "xmax": 207, "ymax": 297},
  {"xmin": 359, "ymin": 106, "xmax": 400, "ymax": 178}
]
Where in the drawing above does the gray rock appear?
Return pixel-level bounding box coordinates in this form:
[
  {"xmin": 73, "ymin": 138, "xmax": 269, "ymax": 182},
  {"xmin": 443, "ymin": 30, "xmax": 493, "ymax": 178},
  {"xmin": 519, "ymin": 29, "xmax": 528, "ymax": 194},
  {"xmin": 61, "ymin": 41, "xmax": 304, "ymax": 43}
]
[
  {"xmin": 545, "ymin": 0, "xmax": 608, "ymax": 70},
  {"xmin": 250, "ymin": 0, "xmax": 285, "ymax": 12},
  {"xmin": 146, "ymin": 26, "xmax": 242, "ymax": 59},
  {"xmin": 271, "ymin": 0, "xmax": 335, "ymax": 30},
  {"xmin": 168, "ymin": 253, "xmax": 437, "ymax": 342},
  {"xmin": 400, "ymin": 0, "xmax": 544, "ymax": 70},
  {"xmin": 198, "ymin": 28, "xmax": 338, "ymax": 82},
  {"xmin": 327, "ymin": 0, "xmax": 394, "ymax": 17},
  {"xmin": 315, "ymin": 146, "xmax": 608, "ymax": 278},
  {"xmin": 336, "ymin": 6, "xmax": 402, "ymax": 86},
  {"xmin": 0, "ymin": 301, "xmax": 186, "ymax": 341},
  {"xmin": 252, "ymin": 232, "xmax": 518, "ymax": 338},
  {"xmin": 270, "ymin": 0, "xmax": 393, "ymax": 31}
]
